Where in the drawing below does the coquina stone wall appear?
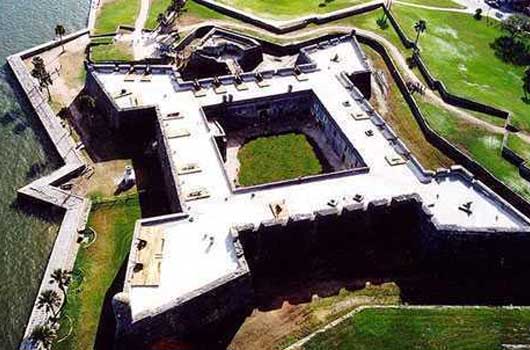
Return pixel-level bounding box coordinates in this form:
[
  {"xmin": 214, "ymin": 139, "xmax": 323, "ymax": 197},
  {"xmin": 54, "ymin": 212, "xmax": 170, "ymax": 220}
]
[{"xmin": 235, "ymin": 194, "xmax": 530, "ymax": 279}]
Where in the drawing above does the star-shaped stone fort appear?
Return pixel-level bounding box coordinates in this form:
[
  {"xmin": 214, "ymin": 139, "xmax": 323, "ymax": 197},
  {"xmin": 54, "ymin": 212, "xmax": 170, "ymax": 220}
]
[{"xmin": 86, "ymin": 28, "xmax": 530, "ymax": 348}]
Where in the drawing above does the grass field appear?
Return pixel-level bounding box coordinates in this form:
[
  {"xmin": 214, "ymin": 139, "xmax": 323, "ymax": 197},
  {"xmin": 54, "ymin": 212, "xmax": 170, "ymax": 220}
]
[
  {"xmin": 400, "ymin": 0, "xmax": 465, "ymax": 9},
  {"xmin": 507, "ymin": 134, "xmax": 530, "ymax": 162},
  {"xmin": 386, "ymin": 6, "xmax": 529, "ymax": 133},
  {"xmin": 417, "ymin": 97, "xmax": 530, "ymax": 200},
  {"xmin": 145, "ymin": 0, "xmax": 172, "ymax": 30},
  {"xmin": 215, "ymin": 0, "xmax": 371, "ymax": 19},
  {"xmin": 93, "ymin": 0, "xmax": 141, "ymax": 34},
  {"xmin": 231, "ymin": 283, "xmax": 401, "ymax": 350},
  {"xmin": 303, "ymin": 307, "xmax": 530, "ymax": 350},
  {"xmin": 54, "ymin": 197, "xmax": 141, "ymax": 350},
  {"xmin": 238, "ymin": 133, "xmax": 323, "ymax": 186},
  {"xmin": 90, "ymin": 42, "xmax": 134, "ymax": 62}
]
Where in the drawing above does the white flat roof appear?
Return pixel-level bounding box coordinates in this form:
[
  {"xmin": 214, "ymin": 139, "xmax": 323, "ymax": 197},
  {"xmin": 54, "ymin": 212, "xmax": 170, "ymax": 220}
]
[{"xmin": 93, "ymin": 38, "xmax": 530, "ymax": 319}]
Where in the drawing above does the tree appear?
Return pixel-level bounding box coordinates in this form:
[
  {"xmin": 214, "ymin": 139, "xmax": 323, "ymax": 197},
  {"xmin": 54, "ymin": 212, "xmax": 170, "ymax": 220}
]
[
  {"xmin": 55, "ymin": 24, "xmax": 66, "ymax": 52},
  {"xmin": 502, "ymin": 14, "xmax": 530, "ymax": 39},
  {"xmin": 37, "ymin": 289, "xmax": 62, "ymax": 323},
  {"xmin": 169, "ymin": 0, "xmax": 185, "ymax": 16},
  {"xmin": 30, "ymin": 324, "xmax": 56, "ymax": 350},
  {"xmin": 523, "ymin": 67, "xmax": 530, "ymax": 100},
  {"xmin": 474, "ymin": 8, "xmax": 483, "ymax": 20},
  {"xmin": 157, "ymin": 13, "xmax": 167, "ymax": 28},
  {"xmin": 31, "ymin": 56, "xmax": 52, "ymax": 100},
  {"xmin": 413, "ymin": 20, "xmax": 427, "ymax": 48},
  {"xmin": 49, "ymin": 269, "xmax": 71, "ymax": 313}
]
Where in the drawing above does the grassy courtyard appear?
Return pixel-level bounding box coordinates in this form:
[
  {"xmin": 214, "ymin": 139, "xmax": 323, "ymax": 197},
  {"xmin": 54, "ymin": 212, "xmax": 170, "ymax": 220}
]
[
  {"xmin": 55, "ymin": 196, "xmax": 141, "ymax": 350},
  {"xmin": 303, "ymin": 307, "xmax": 530, "ymax": 350},
  {"xmin": 238, "ymin": 133, "xmax": 323, "ymax": 186},
  {"xmin": 93, "ymin": 0, "xmax": 141, "ymax": 34}
]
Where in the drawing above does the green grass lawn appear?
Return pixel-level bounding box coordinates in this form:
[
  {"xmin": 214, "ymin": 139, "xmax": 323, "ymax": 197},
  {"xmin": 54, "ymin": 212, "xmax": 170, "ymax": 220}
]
[
  {"xmin": 337, "ymin": 7, "xmax": 529, "ymax": 132},
  {"xmin": 94, "ymin": 0, "xmax": 141, "ymax": 34},
  {"xmin": 387, "ymin": 6, "xmax": 530, "ymax": 132},
  {"xmin": 145, "ymin": 0, "xmax": 172, "ymax": 30},
  {"xmin": 55, "ymin": 197, "xmax": 141, "ymax": 350},
  {"xmin": 303, "ymin": 307, "xmax": 530, "ymax": 350},
  {"xmin": 507, "ymin": 134, "xmax": 530, "ymax": 162},
  {"xmin": 215, "ymin": 0, "xmax": 372, "ymax": 20},
  {"xmin": 90, "ymin": 42, "xmax": 134, "ymax": 62},
  {"xmin": 399, "ymin": 0, "xmax": 465, "ymax": 9},
  {"xmin": 238, "ymin": 133, "xmax": 323, "ymax": 186},
  {"xmin": 417, "ymin": 97, "xmax": 530, "ymax": 200}
]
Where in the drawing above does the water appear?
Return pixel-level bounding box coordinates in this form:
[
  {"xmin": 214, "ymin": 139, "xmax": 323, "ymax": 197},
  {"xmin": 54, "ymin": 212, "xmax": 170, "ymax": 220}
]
[{"xmin": 0, "ymin": 1, "xmax": 89, "ymax": 348}]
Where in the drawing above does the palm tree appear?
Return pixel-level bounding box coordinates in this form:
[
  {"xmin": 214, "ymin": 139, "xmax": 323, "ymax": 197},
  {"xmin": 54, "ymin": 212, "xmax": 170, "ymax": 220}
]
[
  {"xmin": 55, "ymin": 24, "xmax": 66, "ymax": 52},
  {"xmin": 523, "ymin": 67, "xmax": 530, "ymax": 101},
  {"xmin": 30, "ymin": 324, "xmax": 56, "ymax": 350},
  {"xmin": 37, "ymin": 289, "xmax": 62, "ymax": 323},
  {"xmin": 31, "ymin": 56, "xmax": 52, "ymax": 100},
  {"xmin": 170, "ymin": 0, "xmax": 185, "ymax": 16},
  {"xmin": 413, "ymin": 20, "xmax": 427, "ymax": 48},
  {"xmin": 157, "ymin": 13, "xmax": 167, "ymax": 29},
  {"xmin": 49, "ymin": 269, "xmax": 71, "ymax": 313}
]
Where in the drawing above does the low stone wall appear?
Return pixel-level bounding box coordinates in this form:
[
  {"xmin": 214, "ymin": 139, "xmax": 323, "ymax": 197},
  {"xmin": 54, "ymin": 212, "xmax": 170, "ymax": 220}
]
[
  {"xmin": 354, "ymin": 33, "xmax": 530, "ymax": 218},
  {"xmin": 412, "ymin": 51, "xmax": 509, "ymax": 120},
  {"xmin": 375, "ymin": 8, "xmax": 510, "ymax": 121},
  {"xmin": 194, "ymin": 0, "xmax": 383, "ymax": 34},
  {"xmin": 7, "ymin": 32, "xmax": 92, "ymax": 350}
]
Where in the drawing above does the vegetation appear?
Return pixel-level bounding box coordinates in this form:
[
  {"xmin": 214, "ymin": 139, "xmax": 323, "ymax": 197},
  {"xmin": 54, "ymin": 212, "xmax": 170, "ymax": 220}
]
[
  {"xmin": 146, "ymin": 0, "xmax": 172, "ymax": 30},
  {"xmin": 54, "ymin": 196, "xmax": 141, "ymax": 350},
  {"xmin": 30, "ymin": 324, "xmax": 57, "ymax": 350},
  {"xmin": 413, "ymin": 19, "xmax": 426, "ymax": 47},
  {"xmin": 416, "ymin": 97, "xmax": 530, "ymax": 199},
  {"xmin": 507, "ymin": 133, "xmax": 530, "ymax": 162},
  {"xmin": 232, "ymin": 283, "xmax": 401, "ymax": 350},
  {"xmin": 93, "ymin": 0, "xmax": 141, "ymax": 34},
  {"xmin": 398, "ymin": 0, "xmax": 464, "ymax": 8},
  {"xmin": 55, "ymin": 24, "xmax": 66, "ymax": 52},
  {"xmin": 362, "ymin": 45, "xmax": 451, "ymax": 169},
  {"xmin": 215, "ymin": 0, "xmax": 372, "ymax": 20},
  {"xmin": 30, "ymin": 56, "xmax": 52, "ymax": 100},
  {"xmin": 303, "ymin": 307, "xmax": 530, "ymax": 349},
  {"xmin": 37, "ymin": 289, "xmax": 62, "ymax": 324},
  {"xmin": 381, "ymin": 6, "xmax": 530, "ymax": 132},
  {"xmin": 90, "ymin": 42, "xmax": 134, "ymax": 62},
  {"xmin": 238, "ymin": 133, "xmax": 323, "ymax": 186}
]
